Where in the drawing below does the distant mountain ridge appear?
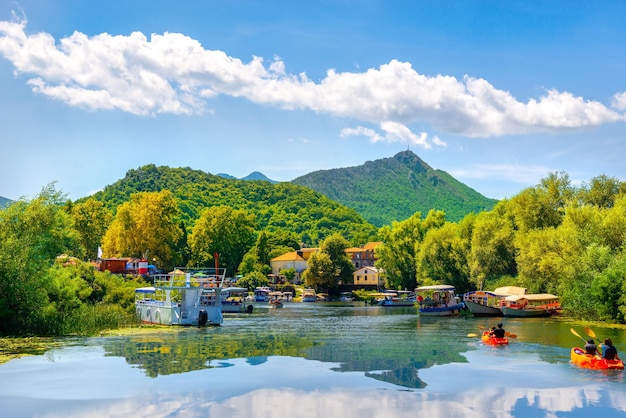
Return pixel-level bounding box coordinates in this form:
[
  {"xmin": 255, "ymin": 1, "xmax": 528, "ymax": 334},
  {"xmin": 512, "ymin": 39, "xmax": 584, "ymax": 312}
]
[
  {"xmin": 0, "ymin": 196, "xmax": 12, "ymax": 208},
  {"xmin": 217, "ymin": 171, "xmax": 277, "ymax": 183},
  {"xmin": 291, "ymin": 150, "xmax": 497, "ymax": 226}
]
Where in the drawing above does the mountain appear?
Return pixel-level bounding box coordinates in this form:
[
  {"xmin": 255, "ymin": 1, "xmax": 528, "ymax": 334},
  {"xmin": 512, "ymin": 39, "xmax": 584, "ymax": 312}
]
[
  {"xmin": 216, "ymin": 171, "xmax": 277, "ymax": 183},
  {"xmin": 0, "ymin": 196, "xmax": 12, "ymax": 208},
  {"xmin": 291, "ymin": 150, "xmax": 498, "ymax": 226},
  {"xmin": 87, "ymin": 164, "xmax": 377, "ymax": 246}
]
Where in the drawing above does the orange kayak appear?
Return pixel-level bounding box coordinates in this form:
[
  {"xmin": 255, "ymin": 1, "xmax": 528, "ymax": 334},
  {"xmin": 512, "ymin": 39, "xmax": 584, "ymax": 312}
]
[
  {"xmin": 482, "ymin": 331, "xmax": 508, "ymax": 345},
  {"xmin": 570, "ymin": 347, "xmax": 624, "ymax": 370}
]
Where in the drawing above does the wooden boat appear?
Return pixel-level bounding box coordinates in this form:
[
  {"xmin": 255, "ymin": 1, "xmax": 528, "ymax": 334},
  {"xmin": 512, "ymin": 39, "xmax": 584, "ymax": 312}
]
[
  {"xmin": 481, "ymin": 330, "xmax": 509, "ymax": 345},
  {"xmin": 378, "ymin": 290, "xmax": 416, "ymax": 307},
  {"xmin": 570, "ymin": 347, "xmax": 624, "ymax": 370},
  {"xmin": 134, "ymin": 268, "xmax": 226, "ymax": 326},
  {"xmin": 416, "ymin": 285, "xmax": 464, "ymax": 316},
  {"xmin": 501, "ymin": 293, "xmax": 560, "ymax": 317},
  {"xmin": 463, "ymin": 286, "xmax": 526, "ymax": 317}
]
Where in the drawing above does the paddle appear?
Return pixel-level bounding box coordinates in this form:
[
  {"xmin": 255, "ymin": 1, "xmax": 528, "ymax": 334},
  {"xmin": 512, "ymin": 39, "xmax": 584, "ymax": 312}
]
[
  {"xmin": 584, "ymin": 326, "xmax": 603, "ymax": 348},
  {"xmin": 467, "ymin": 333, "xmax": 478, "ymax": 337},
  {"xmin": 505, "ymin": 332, "xmax": 517, "ymax": 339},
  {"xmin": 570, "ymin": 327, "xmax": 587, "ymax": 343}
]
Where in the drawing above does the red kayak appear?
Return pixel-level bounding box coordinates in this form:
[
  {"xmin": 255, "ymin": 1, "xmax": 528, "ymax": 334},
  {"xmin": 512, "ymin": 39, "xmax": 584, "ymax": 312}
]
[
  {"xmin": 570, "ymin": 347, "xmax": 624, "ymax": 370},
  {"xmin": 482, "ymin": 330, "xmax": 508, "ymax": 345}
]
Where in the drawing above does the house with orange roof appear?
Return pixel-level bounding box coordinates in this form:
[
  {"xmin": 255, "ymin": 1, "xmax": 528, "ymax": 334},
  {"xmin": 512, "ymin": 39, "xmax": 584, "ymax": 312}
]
[
  {"xmin": 270, "ymin": 248, "xmax": 317, "ymax": 283},
  {"xmin": 353, "ymin": 266, "xmax": 384, "ymax": 287}
]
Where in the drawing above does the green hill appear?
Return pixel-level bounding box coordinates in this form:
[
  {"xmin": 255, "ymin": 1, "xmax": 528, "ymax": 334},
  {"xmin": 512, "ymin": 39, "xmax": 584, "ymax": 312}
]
[
  {"xmin": 87, "ymin": 164, "xmax": 377, "ymax": 246},
  {"xmin": 291, "ymin": 150, "xmax": 498, "ymax": 226},
  {"xmin": 0, "ymin": 196, "xmax": 11, "ymax": 208}
]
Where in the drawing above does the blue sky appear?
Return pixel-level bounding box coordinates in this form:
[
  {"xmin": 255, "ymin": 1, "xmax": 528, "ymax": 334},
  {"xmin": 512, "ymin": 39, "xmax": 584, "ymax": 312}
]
[{"xmin": 1, "ymin": 0, "xmax": 625, "ymax": 202}]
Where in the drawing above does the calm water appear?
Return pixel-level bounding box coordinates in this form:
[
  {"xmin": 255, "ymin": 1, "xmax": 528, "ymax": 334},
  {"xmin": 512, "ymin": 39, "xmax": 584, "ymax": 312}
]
[{"xmin": 1, "ymin": 303, "xmax": 625, "ymax": 418}]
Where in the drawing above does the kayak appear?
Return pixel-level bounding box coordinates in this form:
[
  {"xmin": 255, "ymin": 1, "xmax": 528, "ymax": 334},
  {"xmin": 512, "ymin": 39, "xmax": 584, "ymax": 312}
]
[
  {"xmin": 482, "ymin": 331, "xmax": 508, "ymax": 345},
  {"xmin": 570, "ymin": 347, "xmax": 624, "ymax": 370}
]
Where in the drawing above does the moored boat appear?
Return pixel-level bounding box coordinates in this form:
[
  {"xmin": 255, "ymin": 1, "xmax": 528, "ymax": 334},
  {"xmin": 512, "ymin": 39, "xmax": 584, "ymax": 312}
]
[
  {"xmin": 302, "ymin": 288, "xmax": 317, "ymax": 302},
  {"xmin": 253, "ymin": 286, "xmax": 271, "ymax": 302},
  {"xmin": 501, "ymin": 293, "xmax": 560, "ymax": 317},
  {"xmin": 481, "ymin": 330, "xmax": 509, "ymax": 345},
  {"xmin": 463, "ymin": 286, "xmax": 526, "ymax": 317},
  {"xmin": 339, "ymin": 291, "xmax": 354, "ymax": 302},
  {"xmin": 416, "ymin": 285, "xmax": 464, "ymax": 316},
  {"xmin": 221, "ymin": 287, "xmax": 253, "ymax": 313},
  {"xmin": 378, "ymin": 290, "xmax": 416, "ymax": 307},
  {"xmin": 135, "ymin": 268, "xmax": 226, "ymax": 326},
  {"xmin": 570, "ymin": 347, "xmax": 624, "ymax": 370}
]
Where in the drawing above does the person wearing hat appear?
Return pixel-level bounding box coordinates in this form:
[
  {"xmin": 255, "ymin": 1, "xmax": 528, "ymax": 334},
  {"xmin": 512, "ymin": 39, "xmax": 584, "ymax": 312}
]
[{"xmin": 585, "ymin": 339, "xmax": 597, "ymax": 356}]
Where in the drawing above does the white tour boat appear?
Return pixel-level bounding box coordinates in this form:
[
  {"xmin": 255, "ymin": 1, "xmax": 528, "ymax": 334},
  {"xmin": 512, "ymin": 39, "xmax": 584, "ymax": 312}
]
[{"xmin": 135, "ymin": 268, "xmax": 226, "ymax": 326}]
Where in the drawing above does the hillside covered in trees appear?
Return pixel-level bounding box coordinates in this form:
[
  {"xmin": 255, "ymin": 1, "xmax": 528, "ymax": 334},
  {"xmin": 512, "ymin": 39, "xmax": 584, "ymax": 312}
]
[
  {"xmin": 291, "ymin": 150, "xmax": 498, "ymax": 226},
  {"xmin": 87, "ymin": 164, "xmax": 378, "ymax": 248}
]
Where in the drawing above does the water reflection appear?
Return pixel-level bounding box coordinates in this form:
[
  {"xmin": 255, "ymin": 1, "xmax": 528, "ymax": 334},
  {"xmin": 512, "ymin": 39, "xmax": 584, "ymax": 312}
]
[{"xmin": 2, "ymin": 303, "xmax": 626, "ymax": 417}]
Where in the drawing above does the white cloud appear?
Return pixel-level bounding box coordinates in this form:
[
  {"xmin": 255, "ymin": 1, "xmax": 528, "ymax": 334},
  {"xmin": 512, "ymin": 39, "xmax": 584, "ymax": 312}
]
[
  {"xmin": 612, "ymin": 91, "xmax": 626, "ymax": 111},
  {"xmin": 1, "ymin": 16, "xmax": 625, "ymax": 141}
]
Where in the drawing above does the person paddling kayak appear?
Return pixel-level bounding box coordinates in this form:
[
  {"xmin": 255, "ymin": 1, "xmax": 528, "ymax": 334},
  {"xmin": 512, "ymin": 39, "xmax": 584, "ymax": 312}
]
[{"xmin": 603, "ymin": 338, "xmax": 619, "ymax": 360}]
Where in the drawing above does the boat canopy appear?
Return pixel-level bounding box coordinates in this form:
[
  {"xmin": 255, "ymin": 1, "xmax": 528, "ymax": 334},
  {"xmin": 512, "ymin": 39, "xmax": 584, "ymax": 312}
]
[
  {"xmin": 504, "ymin": 293, "xmax": 558, "ymax": 302},
  {"xmin": 493, "ymin": 286, "xmax": 527, "ymax": 296},
  {"xmin": 415, "ymin": 285, "xmax": 455, "ymax": 292},
  {"xmin": 222, "ymin": 287, "xmax": 248, "ymax": 293},
  {"xmin": 135, "ymin": 286, "xmax": 156, "ymax": 293}
]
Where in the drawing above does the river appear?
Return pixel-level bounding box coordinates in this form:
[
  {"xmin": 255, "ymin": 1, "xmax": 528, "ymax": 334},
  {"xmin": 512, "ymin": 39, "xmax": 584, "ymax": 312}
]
[{"xmin": 1, "ymin": 302, "xmax": 625, "ymax": 417}]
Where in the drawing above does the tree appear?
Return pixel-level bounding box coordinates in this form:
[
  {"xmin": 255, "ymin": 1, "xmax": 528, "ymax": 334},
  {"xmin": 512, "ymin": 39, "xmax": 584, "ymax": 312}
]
[
  {"xmin": 101, "ymin": 191, "xmax": 183, "ymax": 271},
  {"xmin": 416, "ymin": 222, "xmax": 472, "ymax": 293},
  {"xmin": 376, "ymin": 210, "xmax": 446, "ymax": 290},
  {"xmin": 0, "ymin": 184, "xmax": 83, "ymax": 335},
  {"xmin": 189, "ymin": 206, "xmax": 256, "ymax": 275},
  {"xmin": 302, "ymin": 233, "xmax": 353, "ymax": 290},
  {"xmin": 469, "ymin": 205, "xmax": 517, "ymax": 289},
  {"xmin": 69, "ymin": 198, "xmax": 113, "ymax": 260}
]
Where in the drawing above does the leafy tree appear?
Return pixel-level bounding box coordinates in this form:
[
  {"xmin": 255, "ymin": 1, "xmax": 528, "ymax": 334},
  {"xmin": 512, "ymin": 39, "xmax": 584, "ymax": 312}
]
[
  {"xmin": 189, "ymin": 206, "xmax": 256, "ymax": 275},
  {"xmin": 69, "ymin": 198, "xmax": 113, "ymax": 260},
  {"xmin": 377, "ymin": 210, "xmax": 445, "ymax": 290},
  {"xmin": 236, "ymin": 270, "xmax": 269, "ymax": 291},
  {"xmin": 469, "ymin": 204, "xmax": 517, "ymax": 289},
  {"xmin": 416, "ymin": 222, "xmax": 472, "ymax": 293},
  {"xmin": 302, "ymin": 233, "xmax": 353, "ymax": 290},
  {"xmin": 0, "ymin": 184, "xmax": 83, "ymax": 335},
  {"xmin": 101, "ymin": 190, "xmax": 183, "ymax": 271}
]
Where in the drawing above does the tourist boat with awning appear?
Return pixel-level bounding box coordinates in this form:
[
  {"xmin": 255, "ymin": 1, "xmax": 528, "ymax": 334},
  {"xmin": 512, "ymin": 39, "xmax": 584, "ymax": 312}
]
[
  {"xmin": 135, "ymin": 268, "xmax": 226, "ymax": 326},
  {"xmin": 463, "ymin": 286, "xmax": 526, "ymax": 317},
  {"xmin": 253, "ymin": 287, "xmax": 271, "ymax": 302},
  {"xmin": 415, "ymin": 285, "xmax": 464, "ymax": 316},
  {"xmin": 500, "ymin": 293, "xmax": 561, "ymax": 317}
]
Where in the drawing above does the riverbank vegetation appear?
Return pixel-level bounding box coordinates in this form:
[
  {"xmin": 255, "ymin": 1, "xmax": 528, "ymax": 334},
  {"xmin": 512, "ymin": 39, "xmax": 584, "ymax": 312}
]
[{"xmin": 1, "ymin": 171, "xmax": 625, "ymax": 337}]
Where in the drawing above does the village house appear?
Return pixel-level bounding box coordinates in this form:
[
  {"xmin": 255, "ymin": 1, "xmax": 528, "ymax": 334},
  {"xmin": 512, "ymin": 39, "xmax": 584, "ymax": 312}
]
[
  {"xmin": 270, "ymin": 242, "xmax": 383, "ymax": 285},
  {"xmin": 353, "ymin": 266, "xmax": 384, "ymax": 287}
]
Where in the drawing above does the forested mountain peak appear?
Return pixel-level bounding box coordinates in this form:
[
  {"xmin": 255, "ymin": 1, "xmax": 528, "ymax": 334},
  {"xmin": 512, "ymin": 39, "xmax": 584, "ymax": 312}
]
[{"xmin": 291, "ymin": 150, "xmax": 497, "ymax": 226}]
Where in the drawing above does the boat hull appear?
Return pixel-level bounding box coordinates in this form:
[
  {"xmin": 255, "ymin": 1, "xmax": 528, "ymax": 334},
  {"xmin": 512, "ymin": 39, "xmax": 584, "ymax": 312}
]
[
  {"xmin": 379, "ymin": 300, "xmax": 416, "ymax": 307},
  {"xmin": 570, "ymin": 347, "xmax": 624, "ymax": 370},
  {"xmin": 481, "ymin": 331, "xmax": 509, "ymax": 345},
  {"xmin": 465, "ymin": 301, "xmax": 504, "ymax": 317},
  {"xmin": 418, "ymin": 303, "xmax": 464, "ymax": 316},
  {"xmin": 135, "ymin": 302, "xmax": 223, "ymax": 326},
  {"xmin": 502, "ymin": 307, "xmax": 550, "ymax": 317}
]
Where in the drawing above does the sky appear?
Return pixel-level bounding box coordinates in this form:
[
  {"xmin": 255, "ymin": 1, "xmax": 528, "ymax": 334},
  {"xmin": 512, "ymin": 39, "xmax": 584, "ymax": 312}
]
[{"xmin": 1, "ymin": 0, "xmax": 625, "ymax": 202}]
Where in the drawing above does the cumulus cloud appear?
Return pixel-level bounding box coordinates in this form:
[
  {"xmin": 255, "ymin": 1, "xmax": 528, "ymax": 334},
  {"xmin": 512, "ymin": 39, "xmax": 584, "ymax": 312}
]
[{"xmin": 0, "ymin": 16, "xmax": 624, "ymax": 148}]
